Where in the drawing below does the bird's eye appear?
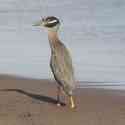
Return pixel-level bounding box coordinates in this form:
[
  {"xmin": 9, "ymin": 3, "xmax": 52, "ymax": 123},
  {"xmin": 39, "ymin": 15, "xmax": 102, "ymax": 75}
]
[{"xmin": 47, "ymin": 19, "xmax": 51, "ymax": 22}]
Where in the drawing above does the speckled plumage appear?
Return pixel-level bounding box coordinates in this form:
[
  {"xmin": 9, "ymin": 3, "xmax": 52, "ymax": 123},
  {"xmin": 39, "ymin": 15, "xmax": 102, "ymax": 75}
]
[{"xmin": 49, "ymin": 38, "xmax": 75, "ymax": 96}]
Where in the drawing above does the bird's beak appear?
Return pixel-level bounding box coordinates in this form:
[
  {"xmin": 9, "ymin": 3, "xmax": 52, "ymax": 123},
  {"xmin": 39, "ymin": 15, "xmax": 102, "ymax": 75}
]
[{"xmin": 32, "ymin": 20, "xmax": 44, "ymax": 27}]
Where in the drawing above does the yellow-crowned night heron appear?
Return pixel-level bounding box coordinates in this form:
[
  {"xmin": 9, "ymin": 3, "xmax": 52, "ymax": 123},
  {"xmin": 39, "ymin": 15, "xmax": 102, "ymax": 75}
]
[{"xmin": 33, "ymin": 16, "xmax": 76, "ymax": 108}]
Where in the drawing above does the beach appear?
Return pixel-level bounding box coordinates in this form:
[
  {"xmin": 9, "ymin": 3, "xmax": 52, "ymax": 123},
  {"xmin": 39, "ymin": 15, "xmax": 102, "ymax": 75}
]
[
  {"xmin": 0, "ymin": 0, "xmax": 125, "ymax": 124},
  {"xmin": 0, "ymin": 75, "xmax": 125, "ymax": 125}
]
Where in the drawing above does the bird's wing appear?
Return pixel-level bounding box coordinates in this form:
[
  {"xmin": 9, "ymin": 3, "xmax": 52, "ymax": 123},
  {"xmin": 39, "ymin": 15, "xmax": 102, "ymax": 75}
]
[{"xmin": 50, "ymin": 44, "xmax": 75, "ymax": 89}]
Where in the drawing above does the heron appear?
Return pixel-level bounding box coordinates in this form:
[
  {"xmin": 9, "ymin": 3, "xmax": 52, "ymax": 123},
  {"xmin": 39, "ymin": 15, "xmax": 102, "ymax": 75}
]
[{"xmin": 33, "ymin": 16, "xmax": 76, "ymax": 109}]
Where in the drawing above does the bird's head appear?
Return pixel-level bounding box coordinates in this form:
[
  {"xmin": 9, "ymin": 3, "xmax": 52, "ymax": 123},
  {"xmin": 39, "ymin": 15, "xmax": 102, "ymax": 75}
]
[{"xmin": 33, "ymin": 16, "xmax": 60, "ymax": 32}]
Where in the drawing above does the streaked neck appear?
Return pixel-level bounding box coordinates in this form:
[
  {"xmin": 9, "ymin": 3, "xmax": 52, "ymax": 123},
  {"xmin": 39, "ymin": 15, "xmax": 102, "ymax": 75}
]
[{"xmin": 48, "ymin": 31, "xmax": 60, "ymax": 44}]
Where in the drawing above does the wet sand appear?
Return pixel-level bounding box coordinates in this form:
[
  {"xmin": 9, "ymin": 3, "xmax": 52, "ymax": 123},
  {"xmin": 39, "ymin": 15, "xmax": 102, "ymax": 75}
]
[{"xmin": 0, "ymin": 75, "xmax": 125, "ymax": 125}]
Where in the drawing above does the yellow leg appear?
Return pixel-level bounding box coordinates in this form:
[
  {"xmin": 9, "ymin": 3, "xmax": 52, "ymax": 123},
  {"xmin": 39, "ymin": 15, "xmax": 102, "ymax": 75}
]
[{"xmin": 70, "ymin": 96, "xmax": 76, "ymax": 109}]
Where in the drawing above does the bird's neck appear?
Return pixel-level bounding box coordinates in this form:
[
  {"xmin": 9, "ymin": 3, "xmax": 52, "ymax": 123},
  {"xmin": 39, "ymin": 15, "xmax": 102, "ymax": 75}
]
[
  {"xmin": 48, "ymin": 31, "xmax": 61, "ymax": 52},
  {"xmin": 48, "ymin": 31, "xmax": 60, "ymax": 44}
]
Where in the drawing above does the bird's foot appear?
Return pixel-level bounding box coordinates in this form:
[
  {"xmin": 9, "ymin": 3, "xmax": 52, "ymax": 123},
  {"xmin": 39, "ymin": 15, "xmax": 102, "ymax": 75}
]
[
  {"xmin": 56, "ymin": 101, "xmax": 66, "ymax": 107},
  {"xmin": 57, "ymin": 103, "xmax": 61, "ymax": 107},
  {"xmin": 70, "ymin": 104, "xmax": 76, "ymax": 109},
  {"xmin": 70, "ymin": 96, "xmax": 76, "ymax": 109}
]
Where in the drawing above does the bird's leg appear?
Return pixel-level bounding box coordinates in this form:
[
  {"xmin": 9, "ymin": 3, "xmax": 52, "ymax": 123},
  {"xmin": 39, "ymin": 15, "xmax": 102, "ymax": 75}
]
[
  {"xmin": 70, "ymin": 95, "xmax": 76, "ymax": 109},
  {"xmin": 57, "ymin": 86, "xmax": 61, "ymax": 106}
]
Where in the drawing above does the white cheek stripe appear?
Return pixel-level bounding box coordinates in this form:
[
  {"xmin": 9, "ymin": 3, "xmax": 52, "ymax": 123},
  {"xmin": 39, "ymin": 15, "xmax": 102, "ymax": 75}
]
[{"xmin": 48, "ymin": 20, "xmax": 57, "ymax": 24}]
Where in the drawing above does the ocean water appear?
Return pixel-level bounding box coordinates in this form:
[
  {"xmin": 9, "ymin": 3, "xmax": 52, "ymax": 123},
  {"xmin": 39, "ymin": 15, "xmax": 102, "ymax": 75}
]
[{"xmin": 0, "ymin": 0, "xmax": 125, "ymax": 88}]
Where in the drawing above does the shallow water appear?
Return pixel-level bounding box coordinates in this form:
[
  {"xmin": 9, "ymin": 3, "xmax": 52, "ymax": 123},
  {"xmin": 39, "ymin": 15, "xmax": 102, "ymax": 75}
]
[{"xmin": 0, "ymin": 0, "xmax": 125, "ymax": 87}]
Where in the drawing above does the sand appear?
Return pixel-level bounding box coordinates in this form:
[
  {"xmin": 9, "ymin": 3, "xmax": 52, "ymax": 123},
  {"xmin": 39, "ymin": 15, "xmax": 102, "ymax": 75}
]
[{"xmin": 0, "ymin": 75, "xmax": 125, "ymax": 125}]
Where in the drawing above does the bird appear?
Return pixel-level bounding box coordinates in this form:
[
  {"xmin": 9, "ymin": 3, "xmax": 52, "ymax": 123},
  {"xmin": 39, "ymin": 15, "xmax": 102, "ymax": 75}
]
[{"xmin": 33, "ymin": 16, "xmax": 76, "ymax": 109}]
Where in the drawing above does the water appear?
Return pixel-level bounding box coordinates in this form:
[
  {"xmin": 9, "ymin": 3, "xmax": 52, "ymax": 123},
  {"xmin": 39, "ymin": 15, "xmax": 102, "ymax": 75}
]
[{"xmin": 0, "ymin": 0, "xmax": 125, "ymax": 88}]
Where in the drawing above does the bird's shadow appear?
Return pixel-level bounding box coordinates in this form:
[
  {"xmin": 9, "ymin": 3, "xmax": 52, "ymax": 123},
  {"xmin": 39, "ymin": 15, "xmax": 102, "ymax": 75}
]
[{"xmin": 0, "ymin": 89, "xmax": 66, "ymax": 106}]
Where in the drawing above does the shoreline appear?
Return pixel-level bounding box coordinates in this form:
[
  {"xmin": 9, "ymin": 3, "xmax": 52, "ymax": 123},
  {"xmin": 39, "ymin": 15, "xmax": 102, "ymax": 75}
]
[{"xmin": 0, "ymin": 75, "xmax": 125, "ymax": 125}]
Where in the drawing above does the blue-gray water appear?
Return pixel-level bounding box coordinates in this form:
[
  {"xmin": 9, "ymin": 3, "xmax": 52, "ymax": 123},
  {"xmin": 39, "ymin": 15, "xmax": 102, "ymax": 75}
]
[{"xmin": 0, "ymin": 0, "xmax": 125, "ymax": 88}]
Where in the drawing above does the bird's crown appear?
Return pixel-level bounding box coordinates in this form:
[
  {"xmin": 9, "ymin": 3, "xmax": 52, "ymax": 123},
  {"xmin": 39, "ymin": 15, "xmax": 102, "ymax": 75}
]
[{"xmin": 42, "ymin": 16, "xmax": 60, "ymax": 28}]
